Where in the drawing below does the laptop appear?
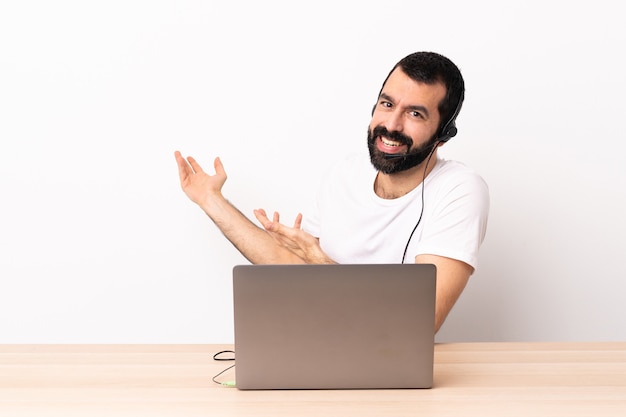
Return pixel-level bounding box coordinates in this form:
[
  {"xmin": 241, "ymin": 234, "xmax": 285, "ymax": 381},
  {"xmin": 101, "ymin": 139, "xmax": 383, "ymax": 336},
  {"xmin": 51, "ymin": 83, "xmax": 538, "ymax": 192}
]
[{"xmin": 232, "ymin": 263, "xmax": 436, "ymax": 390}]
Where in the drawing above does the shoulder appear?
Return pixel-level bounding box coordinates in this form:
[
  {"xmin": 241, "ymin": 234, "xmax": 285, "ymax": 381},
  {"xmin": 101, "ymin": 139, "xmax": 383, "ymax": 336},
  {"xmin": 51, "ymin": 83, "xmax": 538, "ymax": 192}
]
[
  {"xmin": 431, "ymin": 158, "xmax": 488, "ymax": 193},
  {"xmin": 427, "ymin": 158, "xmax": 490, "ymax": 211}
]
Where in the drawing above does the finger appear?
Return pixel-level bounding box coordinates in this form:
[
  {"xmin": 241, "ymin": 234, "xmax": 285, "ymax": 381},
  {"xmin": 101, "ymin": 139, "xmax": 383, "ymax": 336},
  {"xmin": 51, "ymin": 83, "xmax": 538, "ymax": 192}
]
[
  {"xmin": 175, "ymin": 151, "xmax": 189, "ymax": 168},
  {"xmin": 253, "ymin": 209, "xmax": 272, "ymax": 229},
  {"xmin": 293, "ymin": 213, "xmax": 303, "ymax": 229},
  {"xmin": 186, "ymin": 156, "xmax": 204, "ymax": 174},
  {"xmin": 261, "ymin": 211, "xmax": 284, "ymax": 233},
  {"xmin": 175, "ymin": 151, "xmax": 193, "ymax": 182}
]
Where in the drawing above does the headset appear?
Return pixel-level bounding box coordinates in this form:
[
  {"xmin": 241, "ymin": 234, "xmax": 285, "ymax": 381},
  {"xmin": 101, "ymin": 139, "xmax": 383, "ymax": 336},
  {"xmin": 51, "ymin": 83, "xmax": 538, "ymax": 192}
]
[{"xmin": 435, "ymin": 89, "xmax": 464, "ymax": 143}]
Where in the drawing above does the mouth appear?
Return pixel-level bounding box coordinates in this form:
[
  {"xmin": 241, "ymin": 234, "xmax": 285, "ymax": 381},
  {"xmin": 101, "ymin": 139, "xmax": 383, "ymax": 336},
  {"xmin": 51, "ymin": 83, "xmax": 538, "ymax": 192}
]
[{"xmin": 377, "ymin": 136, "xmax": 408, "ymax": 154}]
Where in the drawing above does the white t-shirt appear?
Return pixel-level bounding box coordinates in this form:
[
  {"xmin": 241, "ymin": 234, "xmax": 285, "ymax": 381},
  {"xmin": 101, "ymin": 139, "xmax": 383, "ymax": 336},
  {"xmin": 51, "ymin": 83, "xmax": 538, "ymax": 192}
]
[{"xmin": 302, "ymin": 152, "xmax": 490, "ymax": 269}]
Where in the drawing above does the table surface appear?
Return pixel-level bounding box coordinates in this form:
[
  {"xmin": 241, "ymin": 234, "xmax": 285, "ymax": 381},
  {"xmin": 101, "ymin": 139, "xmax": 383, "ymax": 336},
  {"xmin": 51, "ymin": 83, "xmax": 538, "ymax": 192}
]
[{"xmin": 1, "ymin": 342, "xmax": 626, "ymax": 416}]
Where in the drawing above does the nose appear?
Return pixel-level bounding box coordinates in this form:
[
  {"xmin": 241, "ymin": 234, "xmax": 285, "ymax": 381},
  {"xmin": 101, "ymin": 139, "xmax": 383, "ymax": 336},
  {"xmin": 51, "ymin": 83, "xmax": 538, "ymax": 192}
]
[{"xmin": 382, "ymin": 109, "xmax": 404, "ymax": 133}]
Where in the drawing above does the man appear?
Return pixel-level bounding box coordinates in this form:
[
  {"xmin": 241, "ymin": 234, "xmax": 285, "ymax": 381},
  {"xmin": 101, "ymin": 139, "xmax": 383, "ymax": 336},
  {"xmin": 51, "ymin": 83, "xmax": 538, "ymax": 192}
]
[{"xmin": 175, "ymin": 52, "xmax": 489, "ymax": 332}]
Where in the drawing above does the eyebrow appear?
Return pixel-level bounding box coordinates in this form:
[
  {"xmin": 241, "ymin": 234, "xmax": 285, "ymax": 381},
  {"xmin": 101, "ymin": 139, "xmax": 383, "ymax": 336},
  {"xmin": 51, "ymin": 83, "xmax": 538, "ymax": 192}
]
[{"xmin": 379, "ymin": 93, "xmax": 430, "ymax": 118}]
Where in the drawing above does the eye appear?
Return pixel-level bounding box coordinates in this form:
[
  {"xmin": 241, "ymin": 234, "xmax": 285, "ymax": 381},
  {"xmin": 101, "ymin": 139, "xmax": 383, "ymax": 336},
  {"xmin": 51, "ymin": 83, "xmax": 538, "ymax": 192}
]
[
  {"xmin": 379, "ymin": 100, "xmax": 392, "ymax": 109},
  {"xmin": 410, "ymin": 110, "xmax": 424, "ymax": 119}
]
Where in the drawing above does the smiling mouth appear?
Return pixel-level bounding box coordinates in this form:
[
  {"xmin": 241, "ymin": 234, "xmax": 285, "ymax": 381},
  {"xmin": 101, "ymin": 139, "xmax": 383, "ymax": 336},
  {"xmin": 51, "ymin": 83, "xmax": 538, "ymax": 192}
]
[
  {"xmin": 378, "ymin": 136, "xmax": 409, "ymax": 155},
  {"xmin": 381, "ymin": 137, "xmax": 404, "ymax": 147}
]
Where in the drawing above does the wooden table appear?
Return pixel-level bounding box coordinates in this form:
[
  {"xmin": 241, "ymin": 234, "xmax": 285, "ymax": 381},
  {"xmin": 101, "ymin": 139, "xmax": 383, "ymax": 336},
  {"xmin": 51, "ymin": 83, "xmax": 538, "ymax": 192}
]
[{"xmin": 1, "ymin": 343, "xmax": 625, "ymax": 416}]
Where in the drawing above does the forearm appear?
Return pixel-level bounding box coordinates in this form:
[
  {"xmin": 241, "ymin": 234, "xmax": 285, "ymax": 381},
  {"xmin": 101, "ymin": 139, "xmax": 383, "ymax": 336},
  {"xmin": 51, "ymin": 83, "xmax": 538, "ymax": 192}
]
[
  {"xmin": 199, "ymin": 194, "xmax": 303, "ymax": 264},
  {"xmin": 415, "ymin": 254, "xmax": 472, "ymax": 333}
]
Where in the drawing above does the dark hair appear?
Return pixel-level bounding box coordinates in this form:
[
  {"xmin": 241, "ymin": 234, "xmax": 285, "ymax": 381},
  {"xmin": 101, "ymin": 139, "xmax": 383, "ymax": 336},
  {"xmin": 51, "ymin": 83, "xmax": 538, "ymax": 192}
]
[{"xmin": 379, "ymin": 52, "xmax": 465, "ymax": 134}]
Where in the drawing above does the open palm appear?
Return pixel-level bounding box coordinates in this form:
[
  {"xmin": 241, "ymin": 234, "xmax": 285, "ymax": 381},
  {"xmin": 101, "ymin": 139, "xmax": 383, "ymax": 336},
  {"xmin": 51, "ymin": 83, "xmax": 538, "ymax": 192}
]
[{"xmin": 174, "ymin": 151, "xmax": 227, "ymax": 206}]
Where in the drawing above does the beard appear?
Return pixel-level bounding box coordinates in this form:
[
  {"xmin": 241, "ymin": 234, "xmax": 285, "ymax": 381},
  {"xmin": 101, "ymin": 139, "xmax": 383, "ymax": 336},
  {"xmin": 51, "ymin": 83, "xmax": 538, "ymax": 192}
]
[{"xmin": 367, "ymin": 126, "xmax": 438, "ymax": 174}]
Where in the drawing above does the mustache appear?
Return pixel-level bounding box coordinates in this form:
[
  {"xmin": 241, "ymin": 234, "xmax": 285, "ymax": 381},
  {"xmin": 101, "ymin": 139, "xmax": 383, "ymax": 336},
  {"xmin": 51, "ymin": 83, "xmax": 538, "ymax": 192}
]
[{"xmin": 371, "ymin": 126, "xmax": 413, "ymax": 148}]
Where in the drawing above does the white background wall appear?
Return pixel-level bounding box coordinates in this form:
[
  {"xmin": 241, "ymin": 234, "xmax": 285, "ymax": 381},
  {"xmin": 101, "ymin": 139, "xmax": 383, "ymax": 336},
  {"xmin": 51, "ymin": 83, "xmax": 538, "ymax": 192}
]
[{"xmin": 1, "ymin": 0, "xmax": 624, "ymax": 343}]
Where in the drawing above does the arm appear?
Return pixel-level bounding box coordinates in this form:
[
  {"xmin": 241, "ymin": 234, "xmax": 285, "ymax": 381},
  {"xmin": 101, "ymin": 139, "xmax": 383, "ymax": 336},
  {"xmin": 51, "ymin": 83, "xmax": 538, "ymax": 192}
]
[
  {"xmin": 174, "ymin": 151, "xmax": 303, "ymax": 264},
  {"xmin": 415, "ymin": 253, "xmax": 472, "ymax": 333}
]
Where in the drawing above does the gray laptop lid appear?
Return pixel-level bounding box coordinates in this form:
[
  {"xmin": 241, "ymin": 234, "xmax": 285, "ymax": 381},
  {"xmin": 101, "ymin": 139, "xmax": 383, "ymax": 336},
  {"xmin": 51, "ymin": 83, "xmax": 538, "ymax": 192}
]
[{"xmin": 232, "ymin": 263, "xmax": 436, "ymax": 390}]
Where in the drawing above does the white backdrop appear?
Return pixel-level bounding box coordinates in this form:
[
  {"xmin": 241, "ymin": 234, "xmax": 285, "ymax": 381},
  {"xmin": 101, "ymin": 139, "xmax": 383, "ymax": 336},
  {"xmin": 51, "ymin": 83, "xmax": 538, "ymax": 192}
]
[{"xmin": 1, "ymin": 1, "xmax": 625, "ymax": 343}]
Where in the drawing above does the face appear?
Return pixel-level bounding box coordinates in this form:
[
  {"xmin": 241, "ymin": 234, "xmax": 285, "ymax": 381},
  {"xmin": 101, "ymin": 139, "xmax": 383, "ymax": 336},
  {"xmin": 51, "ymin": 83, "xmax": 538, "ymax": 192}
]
[{"xmin": 368, "ymin": 68, "xmax": 447, "ymax": 174}]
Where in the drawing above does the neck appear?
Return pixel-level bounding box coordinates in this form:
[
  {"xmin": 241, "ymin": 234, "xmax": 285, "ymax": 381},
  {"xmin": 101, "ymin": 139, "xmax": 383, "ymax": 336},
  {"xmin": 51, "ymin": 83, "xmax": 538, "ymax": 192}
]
[{"xmin": 374, "ymin": 152, "xmax": 438, "ymax": 199}]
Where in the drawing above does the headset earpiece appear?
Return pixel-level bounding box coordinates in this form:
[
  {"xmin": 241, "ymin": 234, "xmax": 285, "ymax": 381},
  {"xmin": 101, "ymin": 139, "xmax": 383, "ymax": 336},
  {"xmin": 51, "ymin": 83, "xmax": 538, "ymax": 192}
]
[
  {"xmin": 437, "ymin": 91, "xmax": 463, "ymax": 143},
  {"xmin": 438, "ymin": 122, "xmax": 457, "ymax": 143}
]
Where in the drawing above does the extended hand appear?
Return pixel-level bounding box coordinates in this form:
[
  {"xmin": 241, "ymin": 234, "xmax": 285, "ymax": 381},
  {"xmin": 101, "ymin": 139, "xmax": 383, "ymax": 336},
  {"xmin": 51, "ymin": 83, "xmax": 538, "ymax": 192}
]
[
  {"xmin": 175, "ymin": 151, "xmax": 226, "ymax": 207},
  {"xmin": 253, "ymin": 209, "xmax": 335, "ymax": 264}
]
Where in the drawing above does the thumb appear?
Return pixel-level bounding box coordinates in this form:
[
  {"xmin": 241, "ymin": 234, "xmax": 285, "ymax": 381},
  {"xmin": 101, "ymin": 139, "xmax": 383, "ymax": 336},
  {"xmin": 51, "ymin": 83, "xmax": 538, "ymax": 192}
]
[{"xmin": 214, "ymin": 157, "xmax": 227, "ymax": 177}]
